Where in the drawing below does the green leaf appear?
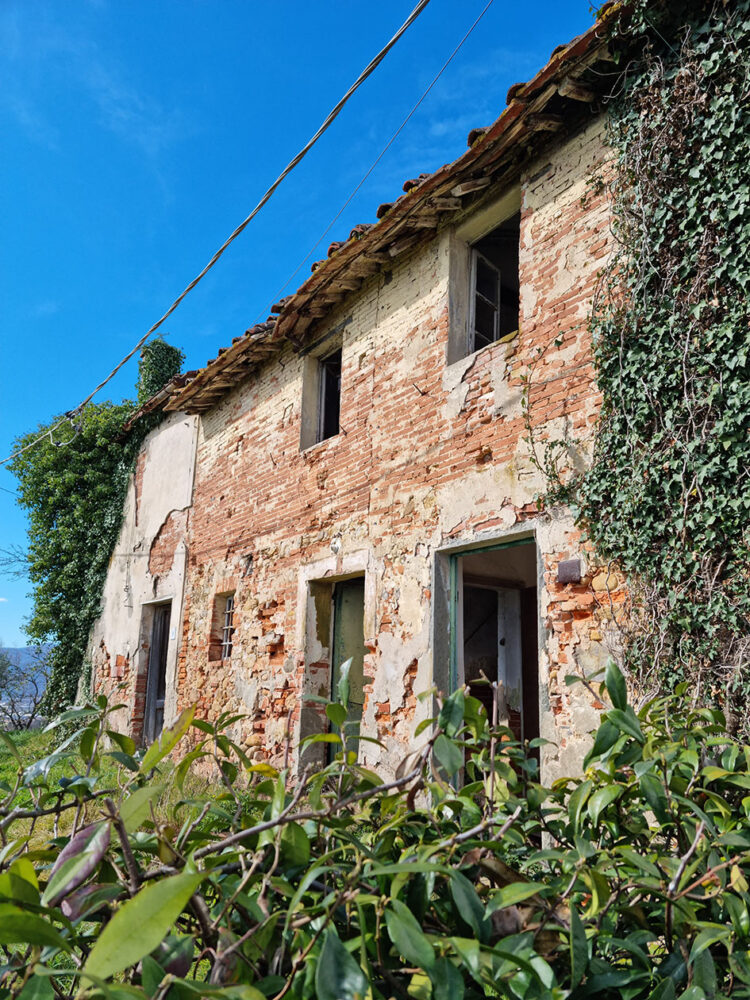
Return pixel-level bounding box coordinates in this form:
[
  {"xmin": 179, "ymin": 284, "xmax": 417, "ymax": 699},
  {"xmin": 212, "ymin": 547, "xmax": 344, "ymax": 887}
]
[
  {"xmin": 0, "ymin": 857, "xmax": 39, "ymax": 905},
  {"xmin": 44, "ymin": 707, "xmax": 100, "ymax": 732},
  {"xmin": 280, "ymin": 822, "xmax": 310, "ymax": 867},
  {"xmin": 570, "ymin": 904, "xmax": 587, "ymax": 986},
  {"xmin": 605, "ymin": 660, "xmax": 628, "ymax": 711},
  {"xmin": 429, "ymin": 958, "xmax": 464, "ymax": 1000},
  {"xmin": 314, "ymin": 928, "xmax": 368, "ymax": 1000},
  {"xmin": 18, "ymin": 976, "xmax": 54, "ymax": 1000},
  {"xmin": 42, "ymin": 821, "xmax": 111, "ymax": 907},
  {"xmin": 640, "ymin": 772, "xmax": 670, "ymax": 825},
  {"xmin": 606, "ymin": 707, "xmax": 644, "ymax": 743},
  {"xmin": 486, "ymin": 881, "xmax": 540, "ymax": 912},
  {"xmin": 689, "ymin": 924, "xmax": 731, "ymax": 963},
  {"xmin": 647, "ymin": 980, "xmax": 675, "ymax": 1000},
  {"xmin": 119, "ymin": 784, "xmax": 165, "ymax": 834},
  {"xmin": 83, "ymin": 871, "xmax": 205, "ymax": 982},
  {"xmin": 385, "ymin": 898, "xmax": 435, "ymax": 969},
  {"xmin": 141, "ymin": 955, "xmax": 166, "ymax": 998},
  {"xmin": 0, "ymin": 904, "xmax": 69, "ymax": 950},
  {"xmin": 439, "ymin": 689, "xmax": 465, "ymax": 737},
  {"xmin": 337, "ymin": 657, "xmax": 353, "ymax": 709},
  {"xmin": 585, "ymin": 719, "xmax": 621, "ymax": 764},
  {"xmin": 107, "ymin": 730, "xmax": 137, "ymax": 756},
  {"xmin": 433, "ymin": 734, "xmax": 463, "ymax": 777},
  {"xmin": 140, "ymin": 706, "xmax": 195, "ymax": 773},
  {"xmin": 325, "ymin": 703, "xmax": 347, "ymax": 729},
  {"xmin": 568, "ymin": 779, "xmax": 593, "ymax": 836},
  {"xmin": 587, "ymin": 784, "xmax": 622, "ymax": 825},
  {"xmin": 450, "ymin": 870, "xmax": 488, "ymax": 942},
  {"xmin": 0, "ymin": 730, "xmax": 22, "ymax": 763}
]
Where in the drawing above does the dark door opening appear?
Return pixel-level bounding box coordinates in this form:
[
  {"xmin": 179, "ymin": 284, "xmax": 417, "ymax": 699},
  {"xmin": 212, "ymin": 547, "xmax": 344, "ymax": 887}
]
[
  {"xmin": 330, "ymin": 578, "xmax": 366, "ymax": 758},
  {"xmin": 144, "ymin": 602, "xmax": 171, "ymax": 745},
  {"xmin": 454, "ymin": 541, "xmax": 538, "ymax": 745}
]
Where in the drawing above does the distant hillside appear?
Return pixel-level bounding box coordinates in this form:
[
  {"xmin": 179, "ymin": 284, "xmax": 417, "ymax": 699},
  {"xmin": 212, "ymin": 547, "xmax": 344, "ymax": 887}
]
[{"xmin": 2, "ymin": 645, "xmax": 52, "ymax": 670}]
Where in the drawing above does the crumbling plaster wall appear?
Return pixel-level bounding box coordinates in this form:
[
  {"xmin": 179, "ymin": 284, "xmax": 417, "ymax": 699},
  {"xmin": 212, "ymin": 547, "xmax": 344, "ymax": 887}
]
[
  {"xmin": 177, "ymin": 116, "xmax": 624, "ymax": 782},
  {"xmin": 89, "ymin": 412, "xmax": 198, "ymax": 740}
]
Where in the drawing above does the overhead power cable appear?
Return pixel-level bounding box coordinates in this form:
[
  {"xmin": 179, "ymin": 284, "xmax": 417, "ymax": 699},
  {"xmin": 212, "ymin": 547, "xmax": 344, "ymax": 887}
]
[
  {"xmin": 0, "ymin": 0, "xmax": 432, "ymax": 468},
  {"xmin": 260, "ymin": 0, "xmax": 495, "ymax": 318}
]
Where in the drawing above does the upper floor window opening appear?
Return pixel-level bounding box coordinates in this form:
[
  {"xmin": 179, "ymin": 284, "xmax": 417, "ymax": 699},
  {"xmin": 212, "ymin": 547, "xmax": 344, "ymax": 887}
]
[
  {"xmin": 318, "ymin": 347, "xmax": 342, "ymax": 443},
  {"xmin": 469, "ymin": 210, "xmax": 520, "ymax": 355}
]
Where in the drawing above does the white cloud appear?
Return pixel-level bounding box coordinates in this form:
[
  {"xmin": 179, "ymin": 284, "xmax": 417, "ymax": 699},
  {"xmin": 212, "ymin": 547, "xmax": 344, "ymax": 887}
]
[
  {"xmin": 0, "ymin": 598, "xmax": 8, "ymax": 603},
  {"xmin": 0, "ymin": 8, "xmax": 187, "ymax": 159}
]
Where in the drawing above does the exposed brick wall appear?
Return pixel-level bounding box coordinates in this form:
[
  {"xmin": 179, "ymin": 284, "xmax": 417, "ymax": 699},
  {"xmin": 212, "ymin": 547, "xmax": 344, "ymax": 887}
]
[
  {"xmin": 149, "ymin": 509, "xmax": 189, "ymax": 576},
  {"xmin": 166, "ymin": 118, "xmax": 624, "ymax": 780},
  {"xmin": 95, "ymin": 119, "xmax": 626, "ymax": 781}
]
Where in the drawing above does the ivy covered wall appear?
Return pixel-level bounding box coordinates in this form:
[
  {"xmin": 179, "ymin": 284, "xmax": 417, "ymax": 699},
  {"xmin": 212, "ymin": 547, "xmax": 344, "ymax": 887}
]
[
  {"xmin": 550, "ymin": 0, "xmax": 750, "ymax": 728},
  {"xmin": 10, "ymin": 338, "xmax": 184, "ymax": 712}
]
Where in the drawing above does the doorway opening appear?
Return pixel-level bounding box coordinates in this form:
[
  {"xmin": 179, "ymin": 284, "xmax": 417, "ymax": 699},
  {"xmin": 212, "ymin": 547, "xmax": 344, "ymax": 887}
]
[
  {"xmin": 450, "ymin": 540, "xmax": 538, "ymax": 744},
  {"xmin": 330, "ymin": 578, "xmax": 366, "ymax": 758},
  {"xmin": 144, "ymin": 602, "xmax": 171, "ymax": 745},
  {"xmin": 301, "ymin": 575, "xmax": 367, "ymax": 767}
]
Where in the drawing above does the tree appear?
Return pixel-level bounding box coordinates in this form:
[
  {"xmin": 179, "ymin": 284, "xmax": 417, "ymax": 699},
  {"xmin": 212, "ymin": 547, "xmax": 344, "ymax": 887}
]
[
  {"xmin": 0, "ymin": 644, "xmax": 50, "ymax": 729},
  {"xmin": 8, "ymin": 338, "xmax": 183, "ymax": 713}
]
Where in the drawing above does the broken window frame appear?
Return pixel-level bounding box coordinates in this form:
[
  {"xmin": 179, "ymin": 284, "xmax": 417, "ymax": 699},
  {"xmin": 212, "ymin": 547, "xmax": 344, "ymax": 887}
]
[{"xmin": 469, "ymin": 250, "xmax": 502, "ymax": 354}]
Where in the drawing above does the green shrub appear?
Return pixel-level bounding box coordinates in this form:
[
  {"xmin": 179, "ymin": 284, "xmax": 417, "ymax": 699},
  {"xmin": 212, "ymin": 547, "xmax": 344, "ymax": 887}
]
[{"xmin": 1, "ymin": 664, "xmax": 750, "ymax": 999}]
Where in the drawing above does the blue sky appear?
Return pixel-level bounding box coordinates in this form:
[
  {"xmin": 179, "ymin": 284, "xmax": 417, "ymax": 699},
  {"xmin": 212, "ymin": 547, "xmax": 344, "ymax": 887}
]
[{"xmin": 0, "ymin": 0, "xmax": 593, "ymax": 646}]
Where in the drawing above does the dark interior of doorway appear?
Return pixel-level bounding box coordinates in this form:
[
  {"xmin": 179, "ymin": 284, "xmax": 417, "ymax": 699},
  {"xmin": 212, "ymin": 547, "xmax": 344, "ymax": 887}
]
[
  {"xmin": 144, "ymin": 602, "xmax": 171, "ymax": 745},
  {"xmin": 460, "ymin": 542, "xmax": 538, "ymax": 745}
]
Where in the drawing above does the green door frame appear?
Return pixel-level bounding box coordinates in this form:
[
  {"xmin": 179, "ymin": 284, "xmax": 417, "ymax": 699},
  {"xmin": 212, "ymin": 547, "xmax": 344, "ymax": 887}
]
[{"xmin": 448, "ymin": 536, "xmax": 534, "ymax": 693}]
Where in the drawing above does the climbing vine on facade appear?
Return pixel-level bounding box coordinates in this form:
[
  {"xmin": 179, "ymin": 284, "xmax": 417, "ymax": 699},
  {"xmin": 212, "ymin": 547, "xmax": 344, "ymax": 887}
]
[
  {"xmin": 9, "ymin": 339, "xmax": 184, "ymax": 713},
  {"xmin": 547, "ymin": 0, "xmax": 750, "ymax": 728}
]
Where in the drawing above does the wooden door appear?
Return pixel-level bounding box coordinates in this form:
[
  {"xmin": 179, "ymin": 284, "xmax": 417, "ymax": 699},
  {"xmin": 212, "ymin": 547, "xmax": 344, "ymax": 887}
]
[{"xmin": 144, "ymin": 603, "xmax": 170, "ymax": 745}]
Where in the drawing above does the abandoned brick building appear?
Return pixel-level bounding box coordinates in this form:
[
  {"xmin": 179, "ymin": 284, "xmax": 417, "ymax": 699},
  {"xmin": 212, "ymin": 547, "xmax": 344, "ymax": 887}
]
[{"xmin": 89, "ymin": 10, "xmax": 627, "ymax": 782}]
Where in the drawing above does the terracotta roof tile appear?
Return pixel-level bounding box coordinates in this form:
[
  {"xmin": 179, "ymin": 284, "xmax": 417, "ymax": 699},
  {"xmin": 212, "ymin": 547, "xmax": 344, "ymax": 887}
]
[{"xmin": 166, "ymin": 3, "xmax": 627, "ymax": 414}]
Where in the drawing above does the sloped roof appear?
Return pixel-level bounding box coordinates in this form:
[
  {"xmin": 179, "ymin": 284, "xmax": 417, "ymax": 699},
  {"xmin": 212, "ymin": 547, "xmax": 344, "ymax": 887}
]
[{"xmin": 166, "ymin": 3, "xmax": 624, "ymax": 415}]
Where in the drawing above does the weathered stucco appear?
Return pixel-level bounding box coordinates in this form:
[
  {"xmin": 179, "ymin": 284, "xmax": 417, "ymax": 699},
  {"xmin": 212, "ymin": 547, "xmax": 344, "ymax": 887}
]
[
  {"xmin": 89, "ymin": 413, "xmax": 198, "ymax": 740},
  {"xmin": 93, "ymin": 117, "xmax": 626, "ymax": 784}
]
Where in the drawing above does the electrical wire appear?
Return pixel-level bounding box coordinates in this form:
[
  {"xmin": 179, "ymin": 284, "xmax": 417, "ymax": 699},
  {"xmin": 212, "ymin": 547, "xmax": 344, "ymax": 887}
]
[
  {"xmin": 259, "ymin": 0, "xmax": 495, "ymax": 319},
  {"xmin": 0, "ymin": 0, "xmax": 432, "ymax": 469}
]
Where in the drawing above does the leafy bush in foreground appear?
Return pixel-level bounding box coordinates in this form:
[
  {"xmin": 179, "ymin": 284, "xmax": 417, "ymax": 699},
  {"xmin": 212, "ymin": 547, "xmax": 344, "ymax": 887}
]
[{"xmin": 1, "ymin": 664, "xmax": 750, "ymax": 999}]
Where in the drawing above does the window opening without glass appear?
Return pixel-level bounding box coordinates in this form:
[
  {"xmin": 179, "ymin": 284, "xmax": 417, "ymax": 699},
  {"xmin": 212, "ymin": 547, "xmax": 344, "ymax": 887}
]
[
  {"xmin": 318, "ymin": 347, "xmax": 342, "ymax": 443},
  {"xmin": 469, "ymin": 211, "xmax": 520, "ymax": 355}
]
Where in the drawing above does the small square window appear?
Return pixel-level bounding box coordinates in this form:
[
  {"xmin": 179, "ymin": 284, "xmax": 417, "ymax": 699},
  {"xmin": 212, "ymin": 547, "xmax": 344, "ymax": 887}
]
[{"xmin": 318, "ymin": 348, "xmax": 342, "ymax": 443}]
